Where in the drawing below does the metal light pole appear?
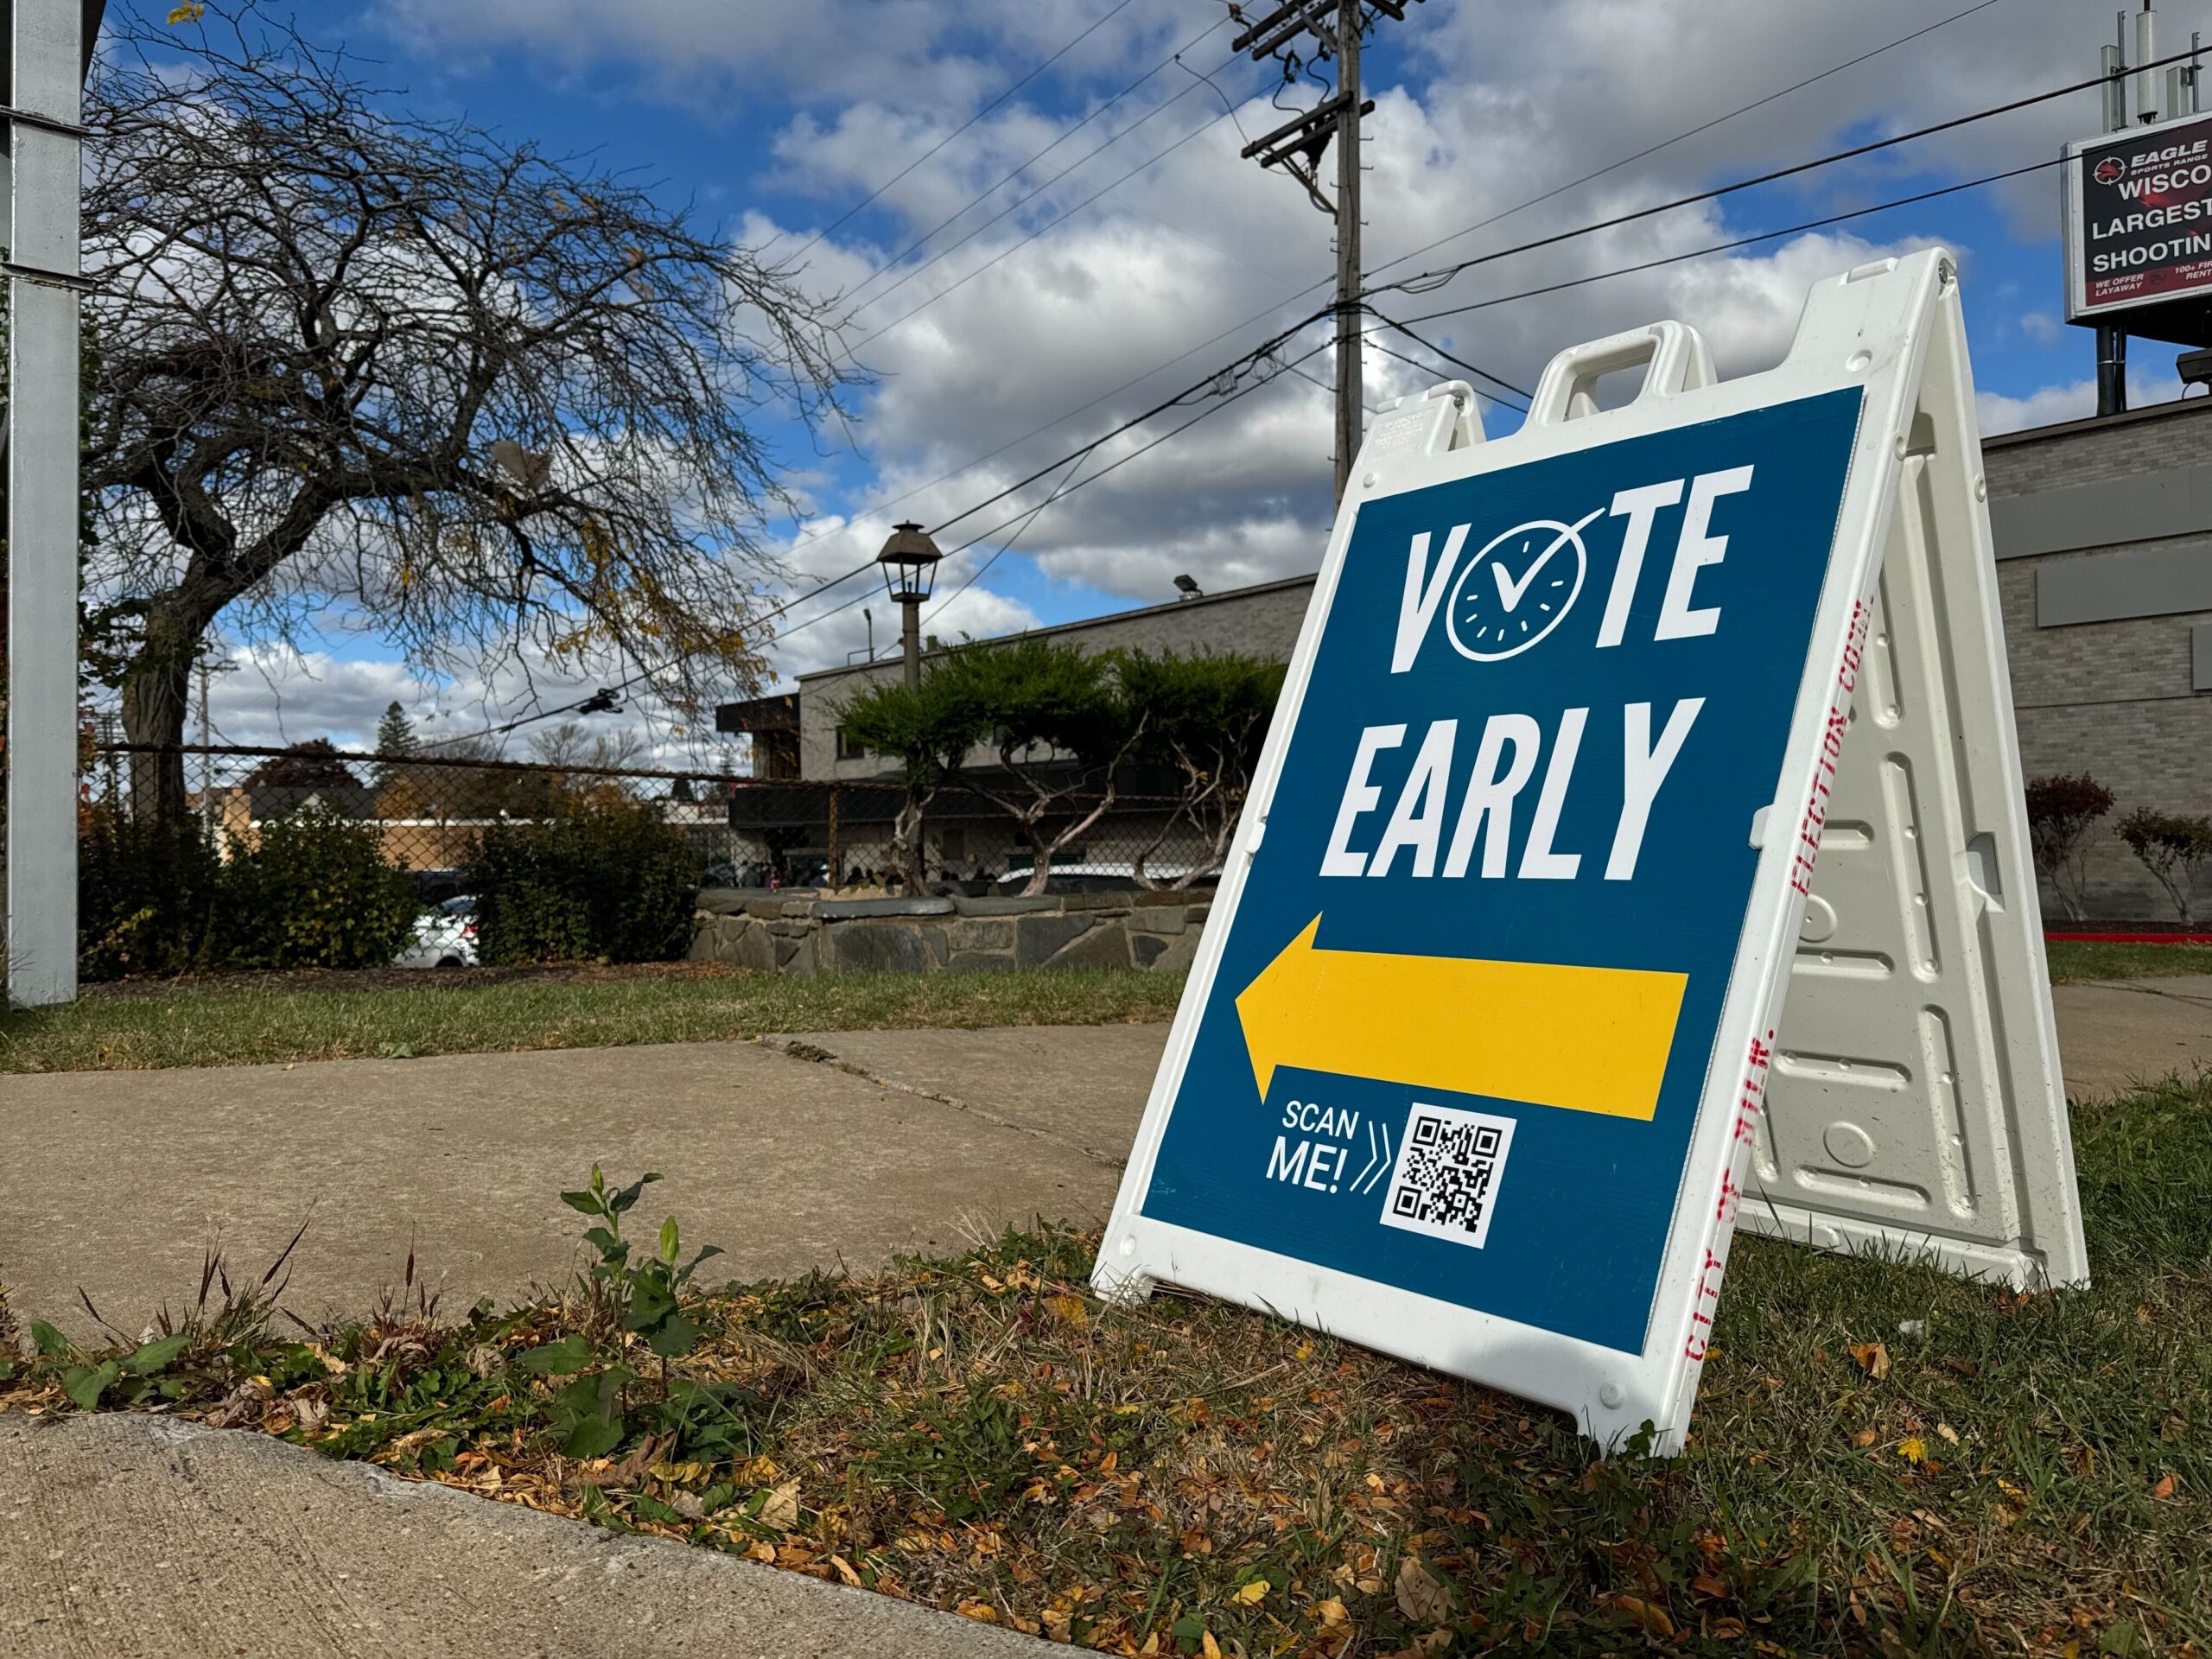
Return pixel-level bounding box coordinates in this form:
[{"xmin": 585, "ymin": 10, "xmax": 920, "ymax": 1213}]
[
  {"xmin": 874, "ymin": 521, "xmax": 944, "ymax": 691},
  {"xmin": 3, "ymin": 0, "xmax": 92, "ymax": 1007}
]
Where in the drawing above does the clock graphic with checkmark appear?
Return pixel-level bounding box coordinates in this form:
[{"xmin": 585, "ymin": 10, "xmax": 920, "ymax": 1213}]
[{"xmin": 1445, "ymin": 509, "xmax": 1601, "ymax": 662}]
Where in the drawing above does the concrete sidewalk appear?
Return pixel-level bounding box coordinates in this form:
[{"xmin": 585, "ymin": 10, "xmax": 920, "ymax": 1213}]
[
  {"xmin": 0, "ymin": 1026, "xmax": 1166, "ymax": 1335},
  {"xmin": 2048, "ymin": 974, "xmax": 2212, "ymax": 1100}
]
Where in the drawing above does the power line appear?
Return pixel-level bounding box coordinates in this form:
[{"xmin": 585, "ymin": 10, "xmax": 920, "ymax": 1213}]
[
  {"xmin": 1369, "ymin": 46, "xmax": 2196, "ymax": 305},
  {"xmin": 470, "ymin": 341, "xmax": 1331, "ymax": 740},
  {"xmin": 913, "ymin": 453, "xmax": 1096, "ymax": 639},
  {"xmin": 848, "ymin": 99, "xmax": 1246, "ymax": 352},
  {"xmin": 905, "ymin": 345, "xmax": 1332, "ymax": 634},
  {"xmin": 784, "ymin": 0, "xmax": 1143, "ymax": 264},
  {"xmin": 837, "ymin": 12, "xmax": 1236, "ymax": 310},
  {"xmin": 1359, "ymin": 0, "xmax": 2011, "ymax": 289},
  {"xmin": 416, "ymin": 555, "xmax": 885, "ymax": 747},
  {"xmin": 781, "ymin": 0, "xmax": 2017, "ymax": 556},
  {"xmin": 1366, "ymin": 340, "xmax": 1529, "ymax": 415},
  {"xmin": 1363, "ymin": 309, "xmax": 1531, "ymax": 400},
  {"xmin": 1383, "ymin": 156, "xmax": 2061, "ymax": 332}
]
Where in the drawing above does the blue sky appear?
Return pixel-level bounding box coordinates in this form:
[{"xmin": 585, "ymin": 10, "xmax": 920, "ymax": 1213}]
[{"xmin": 113, "ymin": 0, "xmax": 2200, "ymax": 758}]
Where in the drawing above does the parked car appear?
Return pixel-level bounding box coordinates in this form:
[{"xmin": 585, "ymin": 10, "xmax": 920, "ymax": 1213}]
[{"xmin": 395, "ymin": 895, "xmax": 479, "ymax": 968}]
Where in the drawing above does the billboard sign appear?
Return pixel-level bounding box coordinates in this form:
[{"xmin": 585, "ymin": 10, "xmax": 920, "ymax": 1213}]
[{"xmin": 2065, "ymin": 106, "xmax": 2212, "ymax": 322}]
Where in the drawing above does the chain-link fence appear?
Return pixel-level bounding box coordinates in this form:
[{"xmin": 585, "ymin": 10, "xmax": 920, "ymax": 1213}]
[{"xmin": 86, "ymin": 743, "xmax": 1232, "ymax": 902}]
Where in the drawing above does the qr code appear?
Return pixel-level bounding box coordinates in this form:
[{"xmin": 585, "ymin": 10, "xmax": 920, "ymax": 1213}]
[{"xmin": 1378, "ymin": 1103, "xmax": 1517, "ymax": 1249}]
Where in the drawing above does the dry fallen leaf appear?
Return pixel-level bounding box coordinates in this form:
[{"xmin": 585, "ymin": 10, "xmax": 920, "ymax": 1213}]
[
  {"xmin": 2153, "ymin": 1472, "xmax": 2178, "ymax": 1500},
  {"xmin": 1851, "ymin": 1428, "xmax": 1879, "ymax": 1449},
  {"xmin": 1313, "ymin": 1598, "xmax": 1350, "ymax": 1627},
  {"xmin": 956, "ymin": 1601, "xmax": 999, "ymax": 1623},
  {"xmin": 1848, "ymin": 1341, "xmax": 1891, "ymax": 1380},
  {"xmin": 830, "ymin": 1554, "xmax": 863, "ymax": 1587},
  {"xmin": 759, "ymin": 1479, "xmax": 801, "ymax": 1530},
  {"xmin": 1201, "ymin": 1632, "xmax": 1222, "ymax": 1659},
  {"xmin": 1233, "ymin": 1579, "xmax": 1270, "ymax": 1605},
  {"xmin": 1936, "ymin": 1423, "xmax": 1960, "ymax": 1446},
  {"xmin": 1395, "ymin": 1558, "xmax": 1452, "ymax": 1624},
  {"xmin": 1045, "ymin": 1294, "xmax": 1090, "ymax": 1329},
  {"xmin": 1611, "ymin": 1594, "xmax": 1677, "ymax": 1638}
]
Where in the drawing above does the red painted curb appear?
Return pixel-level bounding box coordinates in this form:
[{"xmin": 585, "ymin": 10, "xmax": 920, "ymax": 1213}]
[{"xmin": 2046, "ymin": 931, "xmax": 2212, "ymax": 944}]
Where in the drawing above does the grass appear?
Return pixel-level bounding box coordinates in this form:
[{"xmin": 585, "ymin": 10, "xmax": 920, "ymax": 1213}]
[
  {"xmin": 0, "ymin": 938, "xmax": 2194, "ymax": 1079},
  {"xmin": 2044, "ymin": 939, "xmax": 2212, "ymax": 985},
  {"xmin": 3, "ymin": 1077, "xmax": 2208, "ymax": 1656},
  {"xmin": 0, "ymin": 967, "xmax": 1185, "ymax": 1074},
  {"xmin": 3, "ymin": 937, "xmax": 2200, "ymax": 1077}
]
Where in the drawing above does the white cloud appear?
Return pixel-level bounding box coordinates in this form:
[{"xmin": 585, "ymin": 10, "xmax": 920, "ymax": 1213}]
[
  {"xmin": 1976, "ymin": 376, "xmax": 2095, "ymax": 434},
  {"xmin": 284, "ymin": 0, "xmax": 2156, "ymax": 729},
  {"xmin": 1975, "ymin": 361, "xmax": 2191, "ymax": 434}
]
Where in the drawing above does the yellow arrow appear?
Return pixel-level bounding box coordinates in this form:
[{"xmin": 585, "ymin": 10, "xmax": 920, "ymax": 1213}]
[{"xmin": 1234, "ymin": 916, "xmax": 1688, "ymax": 1121}]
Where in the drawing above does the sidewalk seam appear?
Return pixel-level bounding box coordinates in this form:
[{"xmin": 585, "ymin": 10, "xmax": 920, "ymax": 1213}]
[{"xmin": 749, "ymin": 1037, "xmax": 1129, "ymax": 1172}]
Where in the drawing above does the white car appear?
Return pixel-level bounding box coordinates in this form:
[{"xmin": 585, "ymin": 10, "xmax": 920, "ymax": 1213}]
[
  {"xmin": 396, "ymin": 895, "xmax": 479, "ymax": 968},
  {"xmin": 994, "ymin": 861, "xmax": 1213, "ymax": 893}
]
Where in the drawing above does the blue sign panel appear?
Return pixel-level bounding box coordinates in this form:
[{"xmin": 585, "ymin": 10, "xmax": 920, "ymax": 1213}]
[{"xmin": 1139, "ymin": 390, "xmax": 1864, "ymax": 1355}]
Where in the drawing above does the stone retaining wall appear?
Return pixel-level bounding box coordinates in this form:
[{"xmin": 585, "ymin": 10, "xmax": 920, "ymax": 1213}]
[{"xmin": 686, "ymin": 889, "xmax": 1207, "ymax": 975}]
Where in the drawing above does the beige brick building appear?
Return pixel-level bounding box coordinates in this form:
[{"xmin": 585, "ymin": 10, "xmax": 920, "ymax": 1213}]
[{"xmin": 1985, "ymin": 397, "xmax": 2212, "ymax": 921}]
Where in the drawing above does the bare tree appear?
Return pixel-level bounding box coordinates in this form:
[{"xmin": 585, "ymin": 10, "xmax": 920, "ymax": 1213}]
[
  {"xmin": 83, "ymin": 5, "xmax": 855, "ymax": 821},
  {"xmin": 528, "ymin": 721, "xmax": 647, "ymax": 776}
]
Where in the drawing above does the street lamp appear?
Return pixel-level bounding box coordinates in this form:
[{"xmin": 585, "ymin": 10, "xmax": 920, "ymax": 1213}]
[{"xmin": 876, "ymin": 520, "xmax": 943, "ymax": 690}]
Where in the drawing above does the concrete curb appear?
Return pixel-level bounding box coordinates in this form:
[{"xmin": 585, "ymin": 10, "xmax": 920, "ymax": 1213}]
[{"xmin": 1, "ymin": 1412, "xmax": 1039, "ymax": 1657}]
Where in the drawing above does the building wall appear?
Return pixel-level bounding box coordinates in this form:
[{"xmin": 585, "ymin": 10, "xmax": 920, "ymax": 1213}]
[
  {"xmin": 1983, "ymin": 398, "xmax": 2212, "ymax": 920},
  {"xmin": 797, "ymin": 576, "xmax": 1317, "ymax": 780}
]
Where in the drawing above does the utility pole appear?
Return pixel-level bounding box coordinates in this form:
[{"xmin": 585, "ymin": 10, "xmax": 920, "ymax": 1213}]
[
  {"xmin": 1332, "ymin": 2, "xmax": 1362, "ymax": 505},
  {"xmin": 1230, "ymin": 0, "xmax": 1421, "ymax": 505}
]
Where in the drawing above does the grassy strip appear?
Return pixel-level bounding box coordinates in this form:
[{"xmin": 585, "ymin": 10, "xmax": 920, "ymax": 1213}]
[
  {"xmin": 0, "ymin": 939, "xmax": 2196, "ymax": 1075},
  {"xmin": 0, "ymin": 968, "xmax": 1184, "ymax": 1074},
  {"xmin": 3, "ymin": 1079, "xmax": 2206, "ymax": 1656},
  {"xmin": 2044, "ymin": 939, "xmax": 2212, "ymax": 984}
]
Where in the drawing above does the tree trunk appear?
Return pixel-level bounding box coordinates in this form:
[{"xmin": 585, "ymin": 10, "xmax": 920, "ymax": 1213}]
[
  {"xmin": 118, "ymin": 593, "xmax": 210, "ymax": 824},
  {"xmin": 891, "ymin": 791, "xmax": 928, "ymax": 891},
  {"xmin": 1020, "ymin": 823, "xmax": 1052, "ymax": 898}
]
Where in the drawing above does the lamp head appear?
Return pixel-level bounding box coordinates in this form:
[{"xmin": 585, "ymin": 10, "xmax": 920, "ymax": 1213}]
[{"xmin": 877, "ymin": 520, "xmax": 944, "ymax": 602}]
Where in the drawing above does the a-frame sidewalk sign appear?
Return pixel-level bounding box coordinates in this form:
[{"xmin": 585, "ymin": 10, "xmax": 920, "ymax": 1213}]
[{"xmin": 1092, "ymin": 249, "xmax": 2088, "ymax": 1454}]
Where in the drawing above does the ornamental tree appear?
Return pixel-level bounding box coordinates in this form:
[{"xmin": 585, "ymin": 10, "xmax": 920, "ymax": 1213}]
[
  {"xmin": 836, "ymin": 669, "xmax": 985, "ymax": 891},
  {"xmin": 2115, "ymin": 807, "xmax": 2212, "ymax": 928},
  {"xmin": 933, "ymin": 639, "xmax": 1146, "ymax": 897},
  {"xmin": 1114, "ymin": 649, "xmax": 1285, "ymax": 891},
  {"xmin": 2024, "ymin": 772, "xmax": 2114, "ymax": 924}
]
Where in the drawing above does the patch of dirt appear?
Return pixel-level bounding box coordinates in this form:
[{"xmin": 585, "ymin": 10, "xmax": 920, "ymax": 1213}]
[{"xmin": 81, "ymin": 959, "xmax": 765, "ymax": 1001}]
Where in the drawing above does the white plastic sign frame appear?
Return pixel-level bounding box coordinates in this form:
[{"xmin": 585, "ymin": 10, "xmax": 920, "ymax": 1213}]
[{"xmin": 1092, "ymin": 249, "xmax": 2087, "ymax": 1454}]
